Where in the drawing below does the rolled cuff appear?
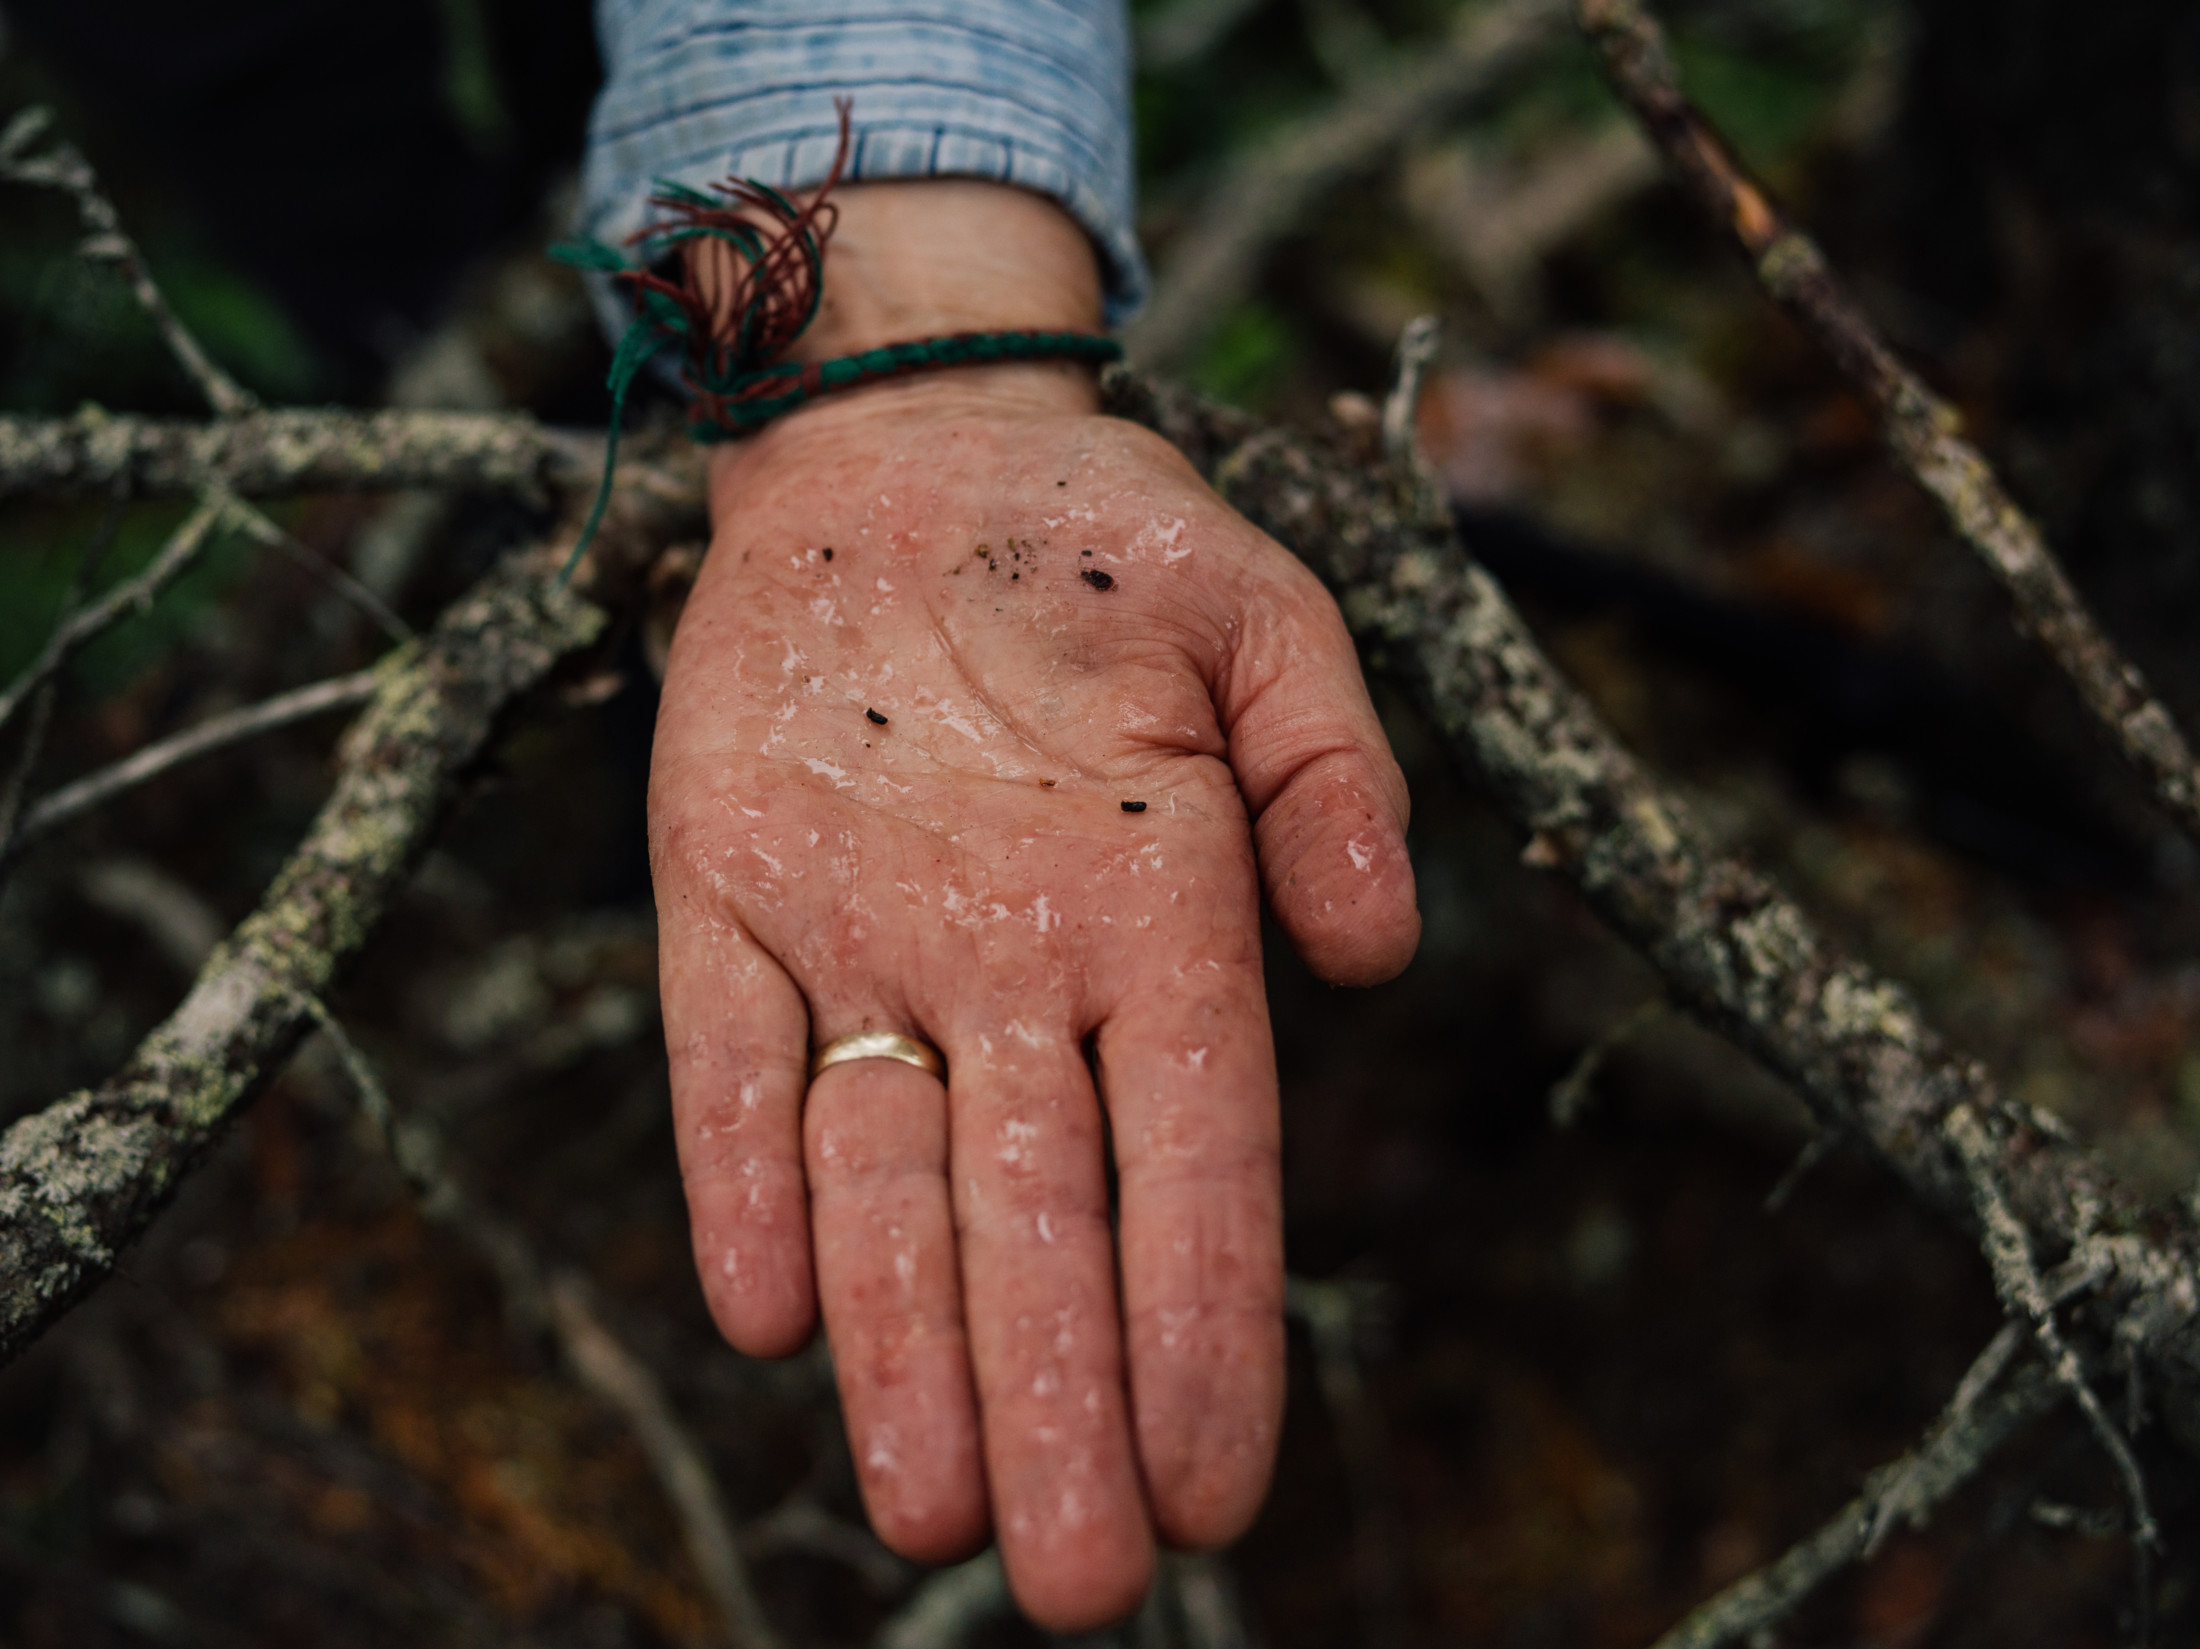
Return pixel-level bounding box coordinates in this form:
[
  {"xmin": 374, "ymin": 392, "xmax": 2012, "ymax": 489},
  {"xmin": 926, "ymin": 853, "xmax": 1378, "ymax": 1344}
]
[{"xmin": 580, "ymin": 3, "xmax": 1147, "ymax": 330}]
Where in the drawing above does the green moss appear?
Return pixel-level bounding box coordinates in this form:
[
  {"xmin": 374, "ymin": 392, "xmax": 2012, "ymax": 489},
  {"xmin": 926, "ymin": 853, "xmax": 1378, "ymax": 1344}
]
[{"xmin": 1191, "ymin": 300, "xmax": 1298, "ymax": 412}]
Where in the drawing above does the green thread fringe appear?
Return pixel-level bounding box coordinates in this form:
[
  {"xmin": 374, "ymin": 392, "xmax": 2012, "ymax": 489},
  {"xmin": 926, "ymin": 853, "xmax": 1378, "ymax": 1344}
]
[{"xmin": 550, "ymin": 236, "xmax": 1121, "ymax": 586}]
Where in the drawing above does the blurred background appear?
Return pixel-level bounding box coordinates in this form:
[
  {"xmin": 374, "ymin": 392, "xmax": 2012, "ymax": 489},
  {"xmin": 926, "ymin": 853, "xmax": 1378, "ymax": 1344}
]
[{"xmin": 3, "ymin": 0, "xmax": 2200, "ymax": 1643}]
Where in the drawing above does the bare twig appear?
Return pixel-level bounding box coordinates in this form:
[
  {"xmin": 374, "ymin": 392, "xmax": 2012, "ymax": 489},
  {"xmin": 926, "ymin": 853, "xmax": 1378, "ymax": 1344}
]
[
  {"xmin": 1380, "ymin": 314, "xmax": 1445, "ymax": 468},
  {"xmin": 0, "ymin": 107, "xmax": 55, "ymax": 167},
  {"xmin": 0, "ymin": 113, "xmax": 257, "ymax": 417},
  {"xmin": 1862, "ymin": 1319, "xmax": 2025, "ymax": 1553},
  {"xmin": 1761, "ymin": 1129, "xmax": 1834, "ymax": 1212},
  {"xmin": 1171, "ymin": 1553, "xmax": 1254, "ymax": 1649},
  {"xmin": 873, "ymin": 1551, "xmax": 1009, "ymax": 1649},
  {"xmin": 0, "ymin": 674, "xmax": 61, "ymax": 875},
  {"xmin": 1402, "ymin": 120, "xmax": 1660, "ymax": 321},
  {"xmin": 1648, "ymin": 1359, "xmax": 2061, "ymax": 1649},
  {"xmin": 306, "ymin": 1002, "xmax": 779, "ymax": 1649},
  {"xmin": 1128, "ymin": 0, "xmax": 1570, "ymax": 370},
  {"xmin": 0, "ymin": 504, "xmax": 123, "ymax": 874},
  {"xmin": 550, "ymin": 1274, "xmax": 782, "ymax": 1649},
  {"xmin": 1287, "ymin": 1275, "xmax": 1405, "ymax": 1649},
  {"xmin": 1576, "ymin": 0, "xmax": 2200, "ymax": 849},
  {"xmin": 744, "ymin": 1497, "xmax": 910, "ymax": 1596},
  {"xmin": 1944, "ymin": 1103, "xmax": 2159, "ymax": 1556},
  {"xmin": 0, "ymin": 494, "xmax": 231, "ymax": 748},
  {"xmin": 3, "ymin": 669, "xmax": 384, "ymax": 864},
  {"xmin": 1136, "ymin": 0, "xmax": 1274, "ymax": 70},
  {"xmin": 2032, "ymin": 1500, "xmax": 2126, "ymax": 1539},
  {"xmin": 225, "ymin": 497, "xmax": 414, "ymax": 643},
  {"xmin": 79, "ymin": 859, "xmax": 225, "ymax": 976},
  {"xmin": 1548, "ymin": 996, "xmax": 1663, "ymax": 1127}
]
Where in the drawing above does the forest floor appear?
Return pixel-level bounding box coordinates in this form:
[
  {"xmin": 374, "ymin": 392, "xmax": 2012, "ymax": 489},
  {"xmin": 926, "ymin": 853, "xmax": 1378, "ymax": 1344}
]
[{"xmin": 5, "ymin": 2, "xmax": 2199, "ymax": 1644}]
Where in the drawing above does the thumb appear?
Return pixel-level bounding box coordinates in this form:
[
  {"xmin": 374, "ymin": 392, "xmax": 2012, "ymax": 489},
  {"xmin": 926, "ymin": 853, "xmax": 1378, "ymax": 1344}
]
[{"xmin": 1217, "ymin": 554, "xmax": 1418, "ymax": 986}]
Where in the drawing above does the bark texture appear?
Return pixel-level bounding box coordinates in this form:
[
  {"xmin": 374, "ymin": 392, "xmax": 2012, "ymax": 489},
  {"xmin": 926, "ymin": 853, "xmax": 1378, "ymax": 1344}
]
[
  {"xmin": 1575, "ymin": 0, "xmax": 2200, "ymax": 846},
  {"xmin": 0, "ymin": 554, "xmax": 603, "ymax": 1361},
  {"xmin": 0, "ymin": 407, "xmax": 590, "ymax": 501},
  {"xmin": 1103, "ymin": 369, "xmax": 2200, "ymax": 1417}
]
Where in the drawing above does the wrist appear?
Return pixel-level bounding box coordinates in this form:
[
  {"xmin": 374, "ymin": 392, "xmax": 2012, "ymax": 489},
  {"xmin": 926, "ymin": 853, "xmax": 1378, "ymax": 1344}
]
[
  {"xmin": 699, "ymin": 178, "xmax": 1109, "ymax": 504},
  {"xmin": 774, "ymin": 178, "xmax": 1103, "ymax": 359}
]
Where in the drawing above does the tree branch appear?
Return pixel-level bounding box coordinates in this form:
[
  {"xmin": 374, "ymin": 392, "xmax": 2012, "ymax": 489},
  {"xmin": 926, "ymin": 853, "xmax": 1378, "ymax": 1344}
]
[
  {"xmin": 1099, "ymin": 367, "xmax": 2200, "ymax": 1426},
  {"xmin": 0, "ymin": 494, "xmax": 231, "ymax": 747},
  {"xmin": 0, "ymin": 111, "xmax": 257, "ymax": 418},
  {"xmin": 2, "ymin": 668, "xmax": 384, "ymax": 864},
  {"xmin": 1574, "ymin": 0, "xmax": 2200, "ymax": 849},
  {"xmin": 1126, "ymin": 0, "xmax": 1570, "ymax": 370},
  {"xmin": 0, "ymin": 406, "xmax": 592, "ymax": 503},
  {"xmin": 1650, "ymin": 1358, "xmax": 2062, "ymax": 1649},
  {"xmin": 12, "ymin": 371, "xmax": 2200, "ymax": 1591},
  {"xmin": 1945, "ymin": 1103, "xmax": 2159, "ymax": 1550},
  {"xmin": 0, "ymin": 546, "xmax": 605, "ymax": 1361}
]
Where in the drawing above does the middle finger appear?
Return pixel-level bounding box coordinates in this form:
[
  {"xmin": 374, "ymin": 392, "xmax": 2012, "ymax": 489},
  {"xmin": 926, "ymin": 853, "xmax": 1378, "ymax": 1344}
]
[{"xmin": 947, "ymin": 1016, "xmax": 1154, "ymax": 1631}]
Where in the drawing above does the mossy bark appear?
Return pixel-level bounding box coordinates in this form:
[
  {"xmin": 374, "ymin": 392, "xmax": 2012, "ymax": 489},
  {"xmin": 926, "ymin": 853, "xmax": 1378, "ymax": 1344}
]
[{"xmin": 0, "ymin": 554, "xmax": 603, "ymax": 1361}]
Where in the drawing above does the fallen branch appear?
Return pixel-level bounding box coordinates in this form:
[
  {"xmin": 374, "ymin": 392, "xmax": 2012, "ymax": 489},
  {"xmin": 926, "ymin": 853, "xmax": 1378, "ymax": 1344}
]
[
  {"xmin": 0, "ymin": 546, "xmax": 605, "ymax": 1361},
  {"xmin": 9, "ymin": 370, "xmax": 2200, "ymax": 1624},
  {"xmin": 1100, "ymin": 365, "xmax": 2200, "ymax": 1438},
  {"xmin": 0, "ymin": 406, "xmax": 591, "ymax": 503},
  {"xmin": 1575, "ymin": 0, "xmax": 2200, "ymax": 848},
  {"xmin": 1650, "ymin": 1357, "xmax": 2062, "ymax": 1649},
  {"xmin": 1126, "ymin": 0, "xmax": 1570, "ymax": 370}
]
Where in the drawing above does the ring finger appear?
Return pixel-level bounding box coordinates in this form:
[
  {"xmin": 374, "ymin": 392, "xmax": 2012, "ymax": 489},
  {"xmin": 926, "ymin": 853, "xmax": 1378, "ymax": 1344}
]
[{"xmin": 805, "ymin": 1016, "xmax": 989, "ymax": 1562}]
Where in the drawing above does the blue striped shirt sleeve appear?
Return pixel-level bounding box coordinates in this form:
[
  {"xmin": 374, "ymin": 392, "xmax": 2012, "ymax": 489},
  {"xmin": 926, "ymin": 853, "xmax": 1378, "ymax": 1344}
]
[{"xmin": 581, "ymin": 1, "xmax": 1147, "ymax": 327}]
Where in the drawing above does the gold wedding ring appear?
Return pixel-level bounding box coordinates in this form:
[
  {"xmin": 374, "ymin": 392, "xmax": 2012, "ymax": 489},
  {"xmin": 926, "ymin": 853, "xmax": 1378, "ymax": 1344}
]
[{"xmin": 810, "ymin": 1030, "xmax": 946, "ymax": 1082}]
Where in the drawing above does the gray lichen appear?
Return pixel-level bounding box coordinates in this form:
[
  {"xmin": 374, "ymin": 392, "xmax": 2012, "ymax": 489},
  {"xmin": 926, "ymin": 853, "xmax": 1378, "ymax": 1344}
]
[{"xmin": 0, "ymin": 551, "xmax": 603, "ymax": 1362}]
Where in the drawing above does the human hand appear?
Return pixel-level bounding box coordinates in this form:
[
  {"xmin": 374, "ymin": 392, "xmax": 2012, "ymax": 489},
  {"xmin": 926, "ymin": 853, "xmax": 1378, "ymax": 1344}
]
[{"xmin": 647, "ymin": 182, "xmax": 1418, "ymax": 1630}]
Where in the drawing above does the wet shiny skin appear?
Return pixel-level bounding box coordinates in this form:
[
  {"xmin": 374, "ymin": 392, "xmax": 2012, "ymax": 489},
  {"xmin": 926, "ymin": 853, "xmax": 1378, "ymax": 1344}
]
[{"xmin": 651, "ymin": 384, "xmax": 1419, "ymax": 1630}]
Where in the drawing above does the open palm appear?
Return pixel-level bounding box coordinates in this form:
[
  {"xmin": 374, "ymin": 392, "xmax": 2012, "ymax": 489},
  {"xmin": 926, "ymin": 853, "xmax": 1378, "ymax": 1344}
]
[{"xmin": 649, "ymin": 387, "xmax": 1418, "ymax": 1629}]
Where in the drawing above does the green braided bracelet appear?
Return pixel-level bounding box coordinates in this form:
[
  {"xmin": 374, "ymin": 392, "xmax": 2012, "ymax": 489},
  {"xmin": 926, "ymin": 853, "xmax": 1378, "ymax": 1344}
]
[
  {"xmin": 694, "ymin": 328, "xmax": 1123, "ymax": 437},
  {"xmin": 547, "ymin": 106, "xmax": 1121, "ymax": 581}
]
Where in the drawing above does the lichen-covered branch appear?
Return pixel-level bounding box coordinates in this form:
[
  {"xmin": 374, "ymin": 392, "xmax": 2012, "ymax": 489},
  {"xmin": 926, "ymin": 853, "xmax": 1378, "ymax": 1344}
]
[
  {"xmin": 1574, "ymin": 0, "xmax": 2200, "ymax": 848},
  {"xmin": 1101, "ymin": 367, "xmax": 2200, "ymax": 1425},
  {"xmin": 0, "ymin": 548, "xmax": 605, "ymax": 1362},
  {"xmin": 0, "ymin": 406, "xmax": 592, "ymax": 502},
  {"xmin": 1945, "ymin": 1103, "xmax": 2158, "ymax": 1549}
]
